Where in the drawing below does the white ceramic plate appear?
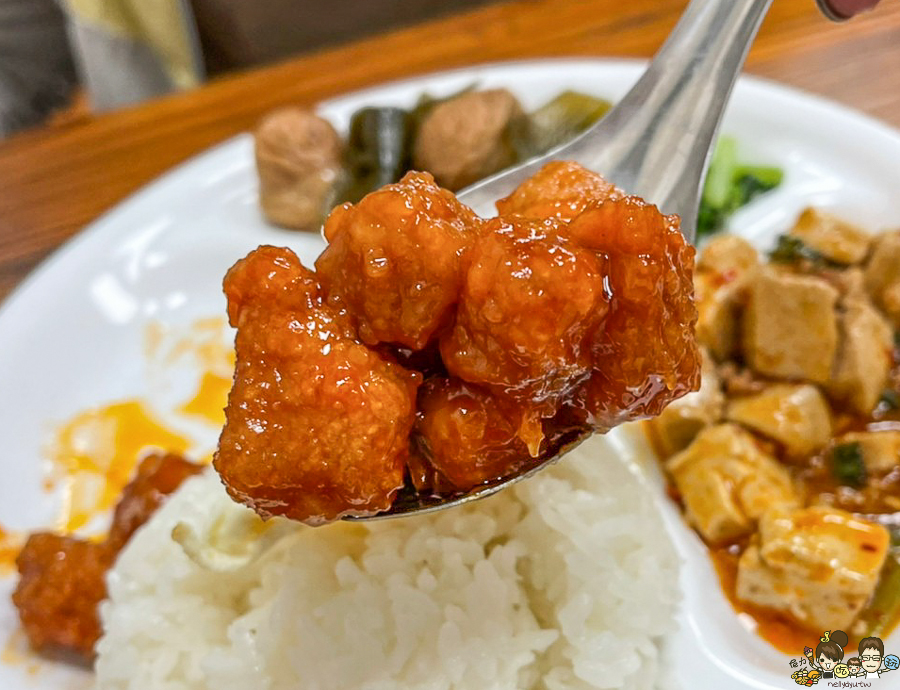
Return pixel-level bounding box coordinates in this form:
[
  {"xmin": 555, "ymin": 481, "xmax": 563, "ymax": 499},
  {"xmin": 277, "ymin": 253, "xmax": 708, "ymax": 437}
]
[{"xmin": 1, "ymin": 59, "xmax": 899, "ymax": 690}]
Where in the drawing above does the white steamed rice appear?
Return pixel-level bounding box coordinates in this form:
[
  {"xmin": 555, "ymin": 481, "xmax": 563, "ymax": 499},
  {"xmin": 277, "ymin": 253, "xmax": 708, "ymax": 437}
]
[{"xmin": 94, "ymin": 436, "xmax": 679, "ymax": 690}]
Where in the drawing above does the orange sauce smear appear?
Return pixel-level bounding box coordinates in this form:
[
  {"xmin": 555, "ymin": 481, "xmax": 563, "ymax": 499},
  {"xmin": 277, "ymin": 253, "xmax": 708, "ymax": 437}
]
[
  {"xmin": 49, "ymin": 401, "xmax": 190, "ymax": 532},
  {"xmin": 178, "ymin": 371, "xmax": 231, "ymax": 427},
  {"xmin": 0, "ymin": 526, "xmax": 20, "ymax": 573},
  {"xmin": 711, "ymin": 548, "xmax": 900, "ymax": 657}
]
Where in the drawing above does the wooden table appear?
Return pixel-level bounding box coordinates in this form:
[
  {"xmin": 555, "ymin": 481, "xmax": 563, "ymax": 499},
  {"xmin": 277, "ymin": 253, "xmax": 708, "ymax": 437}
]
[{"xmin": 0, "ymin": 0, "xmax": 898, "ymax": 304}]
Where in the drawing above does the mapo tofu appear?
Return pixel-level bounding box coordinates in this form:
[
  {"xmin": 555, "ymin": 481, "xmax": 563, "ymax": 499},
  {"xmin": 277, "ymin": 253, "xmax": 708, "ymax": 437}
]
[{"xmin": 647, "ymin": 210, "xmax": 900, "ymax": 651}]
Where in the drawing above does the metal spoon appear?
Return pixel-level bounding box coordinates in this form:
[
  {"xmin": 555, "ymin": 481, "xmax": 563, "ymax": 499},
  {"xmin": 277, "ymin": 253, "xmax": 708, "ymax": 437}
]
[{"xmin": 352, "ymin": 0, "xmax": 774, "ymax": 521}]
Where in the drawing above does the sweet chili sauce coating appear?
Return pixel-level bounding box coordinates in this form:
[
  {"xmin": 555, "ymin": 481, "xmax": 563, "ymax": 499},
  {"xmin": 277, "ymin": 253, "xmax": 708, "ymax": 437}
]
[
  {"xmin": 495, "ymin": 160, "xmax": 623, "ymax": 222},
  {"xmin": 13, "ymin": 453, "xmax": 202, "ymax": 661},
  {"xmin": 315, "ymin": 171, "xmax": 481, "ymax": 350},
  {"xmin": 107, "ymin": 453, "xmax": 205, "ymax": 550},
  {"xmin": 13, "ymin": 535, "xmax": 111, "ymax": 662},
  {"xmin": 566, "ymin": 196, "xmax": 701, "ymax": 428},
  {"xmin": 215, "ymin": 245, "xmax": 420, "ymax": 525},
  {"xmin": 415, "ymin": 377, "xmax": 534, "ymax": 491},
  {"xmin": 212, "ymin": 162, "xmax": 698, "ymax": 518},
  {"xmin": 440, "ymin": 215, "xmax": 609, "ymax": 453}
]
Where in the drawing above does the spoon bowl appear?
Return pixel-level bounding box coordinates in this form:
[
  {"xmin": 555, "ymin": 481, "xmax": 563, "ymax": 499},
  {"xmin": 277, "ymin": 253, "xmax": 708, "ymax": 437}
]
[{"xmin": 351, "ymin": 0, "xmax": 774, "ymax": 521}]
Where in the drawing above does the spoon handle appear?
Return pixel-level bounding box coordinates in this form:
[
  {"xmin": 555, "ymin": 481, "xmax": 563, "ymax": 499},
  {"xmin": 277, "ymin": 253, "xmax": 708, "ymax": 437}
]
[
  {"xmin": 460, "ymin": 0, "xmax": 773, "ymax": 241},
  {"xmin": 570, "ymin": 0, "xmax": 774, "ymax": 241}
]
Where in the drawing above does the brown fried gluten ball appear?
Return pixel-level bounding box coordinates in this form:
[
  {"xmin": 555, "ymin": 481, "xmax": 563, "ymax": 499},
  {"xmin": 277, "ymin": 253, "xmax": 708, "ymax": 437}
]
[
  {"xmin": 413, "ymin": 89, "xmax": 524, "ymax": 191},
  {"xmin": 254, "ymin": 107, "xmax": 344, "ymax": 231},
  {"xmin": 495, "ymin": 161, "xmax": 622, "ymax": 222},
  {"xmin": 566, "ymin": 196, "xmax": 701, "ymax": 428},
  {"xmin": 216, "ymin": 245, "xmax": 421, "ymax": 524},
  {"xmin": 316, "ymin": 171, "xmax": 481, "ymax": 350},
  {"xmin": 440, "ymin": 215, "xmax": 608, "ymax": 419}
]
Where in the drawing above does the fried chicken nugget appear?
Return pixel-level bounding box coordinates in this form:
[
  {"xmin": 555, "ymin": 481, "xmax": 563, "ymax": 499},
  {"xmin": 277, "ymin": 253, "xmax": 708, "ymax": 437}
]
[
  {"xmin": 566, "ymin": 196, "xmax": 701, "ymax": 428},
  {"xmin": 107, "ymin": 453, "xmax": 205, "ymax": 550},
  {"xmin": 13, "ymin": 534, "xmax": 111, "ymax": 661},
  {"xmin": 495, "ymin": 161, "xmax": 622, "ymax": 222},
  {"xmin": 13, "ymin": 453, "xmax": 202, "ymax": 661},
  {"xmin": 440, "ymin": 215, "xmax": 608, "ymax": 449},
  {"xmin": 216, "ymin": 245, "xmax": 420, "ymax": 524},
  {"xmin": 316, "ymin": 171, "xmax": 481, "ymax": 350},
  {"xmin": 415, "ymin": 377, "xmax": 534, "ymax": 491}
]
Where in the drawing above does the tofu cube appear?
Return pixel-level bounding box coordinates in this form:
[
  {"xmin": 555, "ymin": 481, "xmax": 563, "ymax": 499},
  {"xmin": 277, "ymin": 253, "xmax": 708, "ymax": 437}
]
[
  {"xmin": 865, "ymin": 230, "xmax": 900, "ymax": 326},
  {"xmin": 698, "ymin": 235, "xmax": 760, "ymax": 278},
  {"xmin": 667, "ymin": 423, "xmax": 798, "ymax": 544},
  {"xmin": 828, "ymin": 297, "xmax": 893, "ymax": 415},
  {"xmin": 736, "ymin": 506, "xmax": 889, "ymax": 631},
  {"xmin": 695, "ymin": 275, "xmax": 744, "ymax": 362},
  {"xmin": 695, "ymin": 236, "xmax": 759, "ymax": 361},
  {"xmin": 789, "ymin": 208, "xmax": 872, "ymax": 265},
  {"xmin": 743, "ymin": 268, "xmax": 838, "ymax": 384},
  {"xmin": 726, "ymin": 384, "xmax": 832, "ymax": 458},
  {"xmin": 837, "ymin": 431, "xmax": 900, "ymax": 474},
  {"xmin": 647, "ymin": 348, "xmax": 725, "ymax": 457}
]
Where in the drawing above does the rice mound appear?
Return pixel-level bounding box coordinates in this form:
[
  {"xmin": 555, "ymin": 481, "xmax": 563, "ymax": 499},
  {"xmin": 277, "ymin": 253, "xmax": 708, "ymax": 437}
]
[{"xmin": 94, "ymin": 436, "xmax": 679, "ymax": 690}]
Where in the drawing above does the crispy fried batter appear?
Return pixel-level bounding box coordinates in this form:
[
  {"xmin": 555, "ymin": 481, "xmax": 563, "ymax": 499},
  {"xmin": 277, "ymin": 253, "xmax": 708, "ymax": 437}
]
[
  {"xmin": 415, "ymin": 377, "xmax": 533, "ymax": 490},
  {"xmin": 495, "ymin": 161, "xmax": 622, "ymax": 222},
  {"xmin": 440, "ymin": 215, "xmax": 607, "ymax": 419},
  {"xmin": 566, "ymin": 196, "xmax": 701, "ymax": 428},
  {"xmin": 108, "ymin": 453, "xmax": 205, "ymax": 550},
  {"xmin": 215, "ymin": 163, "xmax": 698, "ymax": 518},
  {"xmin": 13, "ymin": 453, "xmax": 202, "ymax": 661},
  {"xmin": 13, "ymin": 534, "xmax": 111, "ymax": 661},
  {"xmin": 216, "ymin": 245, "xmax": 420, "ymax": 524},
  {"xmin": 316, "ymin": 171, "xmax": 481, "ymax": 349}
]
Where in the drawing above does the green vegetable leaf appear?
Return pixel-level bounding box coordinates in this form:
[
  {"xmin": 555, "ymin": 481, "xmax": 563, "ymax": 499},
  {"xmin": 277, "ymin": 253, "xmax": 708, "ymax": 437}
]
[
  {"xmin": 703, "ymin": 137, "xmax": 738, "ymax": 209},
  {"xmin": 831, "ymin": 442, "xmax": 867, "ymax": 489},
  {"xmin": 732, "ymin": 168, "xmax": 783, "ymax": 206},
  {"xmin": 697, "ymin": 138, "xmax": 783, "ymax": 238},
  {"xmin": 524, "ymin": 90, "xmax": 613, "ymax": 157}
]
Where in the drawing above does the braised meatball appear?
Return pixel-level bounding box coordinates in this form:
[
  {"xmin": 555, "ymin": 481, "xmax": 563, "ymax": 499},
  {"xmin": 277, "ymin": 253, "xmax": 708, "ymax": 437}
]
[
  {"xmin": 440, "ymin": 215, "xmax": 608, "ymax": 423},
  {"xmin": 415, "ymin": 377, "xmax": 534, "ymax": 491},
  {"xmin": 566, "ymin": 196, "xmax": 701, "ymax": 428},
  {"xmin": 495, "ymin": 161, "xmax": 622, "ymax": 222},
  {"xmin": 13, "ymin": 534, "xmax": 111, "ymax": 661},
  {"xmin": 216, "ymin": 245, "xmax": 421, "ymax": 524},
  {"xmin": 316, "ymin": 171, "xmax": 481, "ymax": 349},
  {"xmin": 413, "ymin": 89, "xmax": 524, "ymax": 191},
  {"xmin": 254, "ymin": 108, "xmax": 344, "ymax": 231},
  {"xmin": 108, "ymin": 453, "xmax": 204, "ymax": 550}
]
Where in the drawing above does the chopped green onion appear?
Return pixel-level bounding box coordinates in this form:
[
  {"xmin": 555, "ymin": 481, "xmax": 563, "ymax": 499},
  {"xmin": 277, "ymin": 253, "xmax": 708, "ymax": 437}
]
[
  {"xmin": 831, "ymin": 442, "xmax": 867, "ymax": 489},
  {"xmin": 768, "ymin": 234, "xmax": 844, "ymax": 268}
]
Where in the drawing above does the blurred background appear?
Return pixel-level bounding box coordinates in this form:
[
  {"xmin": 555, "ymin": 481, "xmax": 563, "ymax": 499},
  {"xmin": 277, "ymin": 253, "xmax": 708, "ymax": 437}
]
[{"xmin": 0, "ymin": 0, "xmax": 501, "ymax": 138}]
